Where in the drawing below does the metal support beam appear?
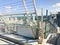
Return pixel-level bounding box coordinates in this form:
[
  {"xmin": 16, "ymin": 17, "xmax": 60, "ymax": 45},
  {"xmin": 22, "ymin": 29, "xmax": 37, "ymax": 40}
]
[
  {"xmin": 22, "ymin": 0, "xmax": 35, "ymax": 39},
  {"xmin": 32, "ymin": 0, "xmax": 44, "ymax": 44},
  {"xmin": 32, "ymin": 0, "xmax": 39, "ymax": 39},
  {"xmin": 32, "ymin": 0, "xmax": 38, "ymax": 20}
]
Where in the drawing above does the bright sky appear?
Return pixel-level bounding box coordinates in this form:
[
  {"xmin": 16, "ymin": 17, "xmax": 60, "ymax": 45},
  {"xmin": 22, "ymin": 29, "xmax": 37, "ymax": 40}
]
[{"xmin": 0, "ymin": 0, "xmax": 60, "ymax": 15}]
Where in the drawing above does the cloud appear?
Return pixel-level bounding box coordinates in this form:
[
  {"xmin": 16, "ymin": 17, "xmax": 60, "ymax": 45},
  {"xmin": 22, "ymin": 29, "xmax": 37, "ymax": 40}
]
[
  {"xmin": 0, "ymin": 13, "xmax": 3, "ymax": 15},
  {"xmin": 52, "ymin": 3, "xmax": 60, "ymax": 8},
  {"xmin": 5, "ymin": 5, "xmax": 12, "ymax": 10},
  {"xmin": 5, "ymin": 5, "xmax": 17, "ymax": 13},
  {"xmin": 5, "ymin": 5, "xmax": 12, "ymax": 12}
]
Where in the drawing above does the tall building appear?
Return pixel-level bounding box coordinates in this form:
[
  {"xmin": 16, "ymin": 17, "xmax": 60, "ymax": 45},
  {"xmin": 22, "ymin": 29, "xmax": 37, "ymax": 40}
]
[{"xmin": 57, "ymin": 12, "xmax": 60, "ymax": 27}]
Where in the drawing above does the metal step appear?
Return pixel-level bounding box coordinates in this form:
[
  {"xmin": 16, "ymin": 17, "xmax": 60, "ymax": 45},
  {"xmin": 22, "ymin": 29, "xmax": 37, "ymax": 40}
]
[
  {"xmin": 0, "ymin": 33, "xmax": 35, "ymax": 45},
  {"xmin": 0, "ymin": 38, "xmax": 16, "ymax": 45}
]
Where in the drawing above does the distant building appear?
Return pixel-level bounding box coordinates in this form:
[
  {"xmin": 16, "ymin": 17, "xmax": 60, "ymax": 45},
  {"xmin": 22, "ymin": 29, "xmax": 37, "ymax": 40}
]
[
  {"xmin": 57, "ymin": 12, "xmax": 60, "ymax": 27},
  {"xmin": 50, "ymin": 12, "xmax": 60, "ymax": 27}
]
